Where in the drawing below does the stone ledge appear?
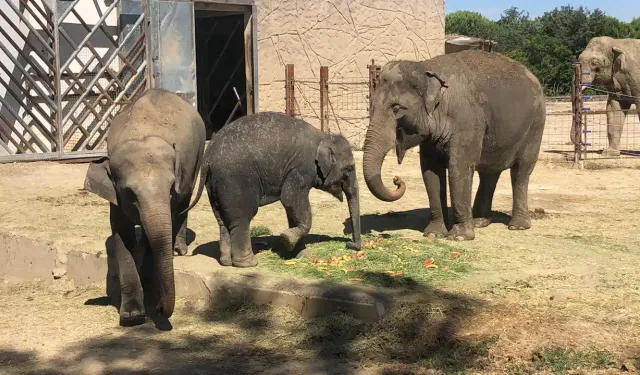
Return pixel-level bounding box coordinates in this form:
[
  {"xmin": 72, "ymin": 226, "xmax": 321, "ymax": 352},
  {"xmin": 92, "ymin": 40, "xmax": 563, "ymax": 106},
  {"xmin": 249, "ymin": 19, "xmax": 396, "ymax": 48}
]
[{"xmin": 0, "ymin": 232, "xmax": 396, "ymax": 322}]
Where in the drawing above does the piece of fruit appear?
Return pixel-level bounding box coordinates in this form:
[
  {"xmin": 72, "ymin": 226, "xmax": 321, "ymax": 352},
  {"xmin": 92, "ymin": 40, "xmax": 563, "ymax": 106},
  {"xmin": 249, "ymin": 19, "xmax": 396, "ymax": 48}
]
[
  {"xmin": 423, "ymin": 258, "xmax": 435, "ymax": 266},
  {"xmin": 450, "ymin": 252, "xmax": 460, "ymax": 259},
  {"xmin": 348, "ymin": 278, "xmax": 364, "ymax": 282}
]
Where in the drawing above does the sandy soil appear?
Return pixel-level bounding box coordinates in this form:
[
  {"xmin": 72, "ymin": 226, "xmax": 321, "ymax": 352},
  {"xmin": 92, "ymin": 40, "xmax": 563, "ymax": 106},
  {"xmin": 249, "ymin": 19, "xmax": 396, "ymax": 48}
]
[{"xmin": 1, "ymin": 150, "xmax": 640, "ymax": 374}]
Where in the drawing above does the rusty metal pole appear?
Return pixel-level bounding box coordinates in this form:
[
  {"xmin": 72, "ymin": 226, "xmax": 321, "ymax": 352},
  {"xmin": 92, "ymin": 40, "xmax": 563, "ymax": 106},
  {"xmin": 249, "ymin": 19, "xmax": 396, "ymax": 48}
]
[
  {"xmin": 320, "ymin": 66, "xmax": 329, "ymax": 132},
  {"xmin": 367, "ymin": 59, "xmax": 380, "ymax": 115},
  {"xmin": 285, "ymin": 64, "xmax": 295, "ymax": 116},
  {"xmin": 572, "ymin": 59, "xmax": 584, "ymax": 167}
]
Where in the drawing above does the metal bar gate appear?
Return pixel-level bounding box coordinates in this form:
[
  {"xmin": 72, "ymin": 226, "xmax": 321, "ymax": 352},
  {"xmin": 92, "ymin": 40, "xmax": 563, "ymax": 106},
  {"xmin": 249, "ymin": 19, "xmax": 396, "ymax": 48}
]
[{"xmin": 0, "ymin": 0, "xmax": 149, "ymax": 162}]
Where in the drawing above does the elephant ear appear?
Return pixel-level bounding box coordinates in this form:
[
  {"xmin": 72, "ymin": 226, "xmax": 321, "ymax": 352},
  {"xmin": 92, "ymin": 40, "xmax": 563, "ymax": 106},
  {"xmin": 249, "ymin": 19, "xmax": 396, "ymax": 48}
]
[
  {"xmin": 84, "ymin": 156, "xmax": 117, "ymax": 205},
  {"xmin": 423, "ymin": 71, "xmax": 448, "ymax": 117},
  {"xmin": 612, "ymin": 46, "xmax": 627, "ymax": 73},
  {"xmin": 316, "ymin": 137, "xmax": 337, "ymax": 182}
]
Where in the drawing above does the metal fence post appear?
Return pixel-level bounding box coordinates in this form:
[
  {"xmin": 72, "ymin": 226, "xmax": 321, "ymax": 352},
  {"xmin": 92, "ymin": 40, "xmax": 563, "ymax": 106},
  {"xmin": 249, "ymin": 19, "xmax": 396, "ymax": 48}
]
[
  {"xmin": 320, "ymin": 66, "xmax": 328, "ymax": 132},
  {"xmin": 284, "ymin": 64, "xmax": 295, "ymax": 116}
]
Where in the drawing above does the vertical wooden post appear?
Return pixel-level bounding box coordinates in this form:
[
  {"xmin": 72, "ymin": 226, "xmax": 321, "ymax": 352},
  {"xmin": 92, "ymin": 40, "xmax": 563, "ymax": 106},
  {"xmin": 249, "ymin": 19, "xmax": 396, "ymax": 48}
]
[
  {"xmin": 285, "ymin": 64, "xmax": 295, "ymax": 116},
  {"xmin": 572, "ymin": 58, "xmax": 584, "ymax": 167},
  {"xmin": 368, "ymin": 59, "xmax": 380, "ymax": 115},
  {"xmin": 320, "ymin": 66, "xmax": 329, "ymax": 133}
]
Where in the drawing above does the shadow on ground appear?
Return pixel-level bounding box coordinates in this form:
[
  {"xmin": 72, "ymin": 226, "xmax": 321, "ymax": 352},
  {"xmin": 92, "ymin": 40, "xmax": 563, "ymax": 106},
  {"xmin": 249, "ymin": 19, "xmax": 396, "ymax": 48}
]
[
  {"xmin": 0, "ymin": 274, "xmax": 493, "ymax": 374},
  {"xmin": 192, "ymin": 234, "xmax": 352, "ymax": 263},
  {"xmin": 343, "ymin": 208, "xmax": 512, "ymax": 235}
]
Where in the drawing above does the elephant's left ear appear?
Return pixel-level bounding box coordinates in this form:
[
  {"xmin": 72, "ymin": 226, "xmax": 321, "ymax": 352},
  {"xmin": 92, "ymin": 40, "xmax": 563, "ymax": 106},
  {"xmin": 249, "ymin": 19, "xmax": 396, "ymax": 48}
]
[
  {"xmin": 84, "ymin": 156, "xmax": 117, "ymax": 205},
  {"xmin": 316, "ymin": 137, "xmax": 337, "ymax": 181},
  {"xmin": 423, "ymin": 71, "xmax": 448, "ymax": 117},
  {"xmin": 613, "ymin": 47, "xmax": 627, "ymax": 73}
]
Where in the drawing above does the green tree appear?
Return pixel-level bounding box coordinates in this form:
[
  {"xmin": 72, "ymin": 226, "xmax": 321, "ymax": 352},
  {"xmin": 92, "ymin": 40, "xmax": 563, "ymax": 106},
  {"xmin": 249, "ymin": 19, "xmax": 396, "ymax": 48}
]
[{"xmin": 445, "ymin": 11, "xmax": 497, "ymax": 40}]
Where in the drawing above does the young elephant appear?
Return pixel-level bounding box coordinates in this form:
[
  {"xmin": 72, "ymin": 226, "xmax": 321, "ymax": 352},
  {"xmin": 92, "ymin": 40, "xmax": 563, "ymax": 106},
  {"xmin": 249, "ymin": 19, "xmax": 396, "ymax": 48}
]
[
  {"xmin": 184, "ymin": 112, "xmax": 361, "ymax": 267},
  {"xmin": 363, "ymin": 50, "xmax": 546, "ymax": 241},
  {"xmin": 84, "ymin": 89, "xmax": 206, "ymax": 325}
]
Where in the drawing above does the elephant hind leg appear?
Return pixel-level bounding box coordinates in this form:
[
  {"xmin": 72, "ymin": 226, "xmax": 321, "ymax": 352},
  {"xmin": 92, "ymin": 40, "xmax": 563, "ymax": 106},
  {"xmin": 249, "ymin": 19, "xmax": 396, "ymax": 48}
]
[
  {"xmin": 508, "ymin": 161, "xmax": 534, "ymax": 231},
  {"xmin": 228, "ymin": 218, "xmax": 258, "ymax": 268},
  {"xmin": 210, "ymin": 196, "xmax": 232, "ymax": 267},
  {"xmin": 472, "ymin": 171, "xmax": 501, "ymax": 228}
]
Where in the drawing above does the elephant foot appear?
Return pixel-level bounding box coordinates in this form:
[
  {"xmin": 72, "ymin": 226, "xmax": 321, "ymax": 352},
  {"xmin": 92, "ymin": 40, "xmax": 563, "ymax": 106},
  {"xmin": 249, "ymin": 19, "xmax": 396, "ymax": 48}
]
[
  {"xmin": 119, "ymin": 297, "xmax": 146, "ymax": 327},
  {"xmin": 446, "ymin": 224, "xmax": 475, "ymax": 241},
  {"xmin": 602, "ymin": 148, "xmax": 621, "ymax": 158},
  {"xmin": 280, "ymin": 229, "xmax": 302, "ymax": 252},
  {"xmin": 508, "ymin": 215, "xmax": 531, "ymax": 231},
  {"xmin": 473, "ymin": 217, "xmax": 492, "ymax": 228},
  {"xmin": 232, "ymin": 252, "xmax": 258, "ymax": 268},
  {"xmin": 423, "ymin": 221, "xmax": 448, "ymax": 239},
  {"xmin": 219, "ymin": 253, "xmax": 232, "ymax": 266}
]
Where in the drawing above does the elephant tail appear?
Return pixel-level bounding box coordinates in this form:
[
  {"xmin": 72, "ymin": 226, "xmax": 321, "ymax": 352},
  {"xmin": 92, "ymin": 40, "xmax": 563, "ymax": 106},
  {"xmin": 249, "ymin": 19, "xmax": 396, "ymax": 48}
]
[{"xmin": 180, "ymin": 160, "xmax": 209, "ymax": 216}]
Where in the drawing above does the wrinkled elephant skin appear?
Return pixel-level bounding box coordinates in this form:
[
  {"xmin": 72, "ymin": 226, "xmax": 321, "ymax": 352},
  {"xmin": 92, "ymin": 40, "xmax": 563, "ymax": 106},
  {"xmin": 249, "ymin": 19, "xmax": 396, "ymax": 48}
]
[
  {"xmin": 362, "ymin": 50, "xmax": 546, "ymax": 240},
  {"xmin": 577, "ymin": 36, "xmax": 640, "ymax": 157},
  {"xmin": 84, "ymin": 89, "xmax": 206, "ymax": 326},
  {"xmin": 185, "ymin": 112, "xmax": 361, "ymax": 267}
]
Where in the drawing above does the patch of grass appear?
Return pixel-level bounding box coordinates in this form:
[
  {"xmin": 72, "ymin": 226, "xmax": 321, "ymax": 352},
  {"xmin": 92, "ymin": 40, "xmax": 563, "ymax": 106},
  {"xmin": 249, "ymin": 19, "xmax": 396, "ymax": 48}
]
[
  {"xmin": 531, "ymin": 346, "xmax": 616, "ymax": 374},
  {"xmin": 417, "ymin": 335, "xmax": 499, "ymax": 373},
  {"xmin": 250, "ymin": 225, "xmax": 272, "ymax": 237},
  {"xmin": 256, "ymin": 234, "xmax": 472, "ymax": 287}
]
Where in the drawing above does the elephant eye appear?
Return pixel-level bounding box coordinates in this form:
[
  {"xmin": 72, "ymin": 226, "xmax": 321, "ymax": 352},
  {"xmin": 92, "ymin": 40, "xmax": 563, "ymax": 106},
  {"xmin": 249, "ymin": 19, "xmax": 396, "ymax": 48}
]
[
  {"xmin": 344, "ymin": 165, "xmax": 354, "ymax": 174},
  {"xmin": 392, "ymin": 104, "xmax": 401, "ymax": 114}
]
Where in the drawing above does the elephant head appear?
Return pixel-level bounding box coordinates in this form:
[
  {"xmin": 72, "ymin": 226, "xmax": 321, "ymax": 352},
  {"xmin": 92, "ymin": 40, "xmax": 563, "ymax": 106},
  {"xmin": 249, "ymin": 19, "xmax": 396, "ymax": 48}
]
[
  {"xmin": 578, "ymin": 36, "xmax": 627, "ymax": 88},
  {"xmin": 316, "ymin": 134, "xmax": 361, "ymax": 250},
  {"xmin": 85, "ymin": 138, "xmax": 181, "ymax": 318},
  {"xmin": 363, "ymin": 61, "xmax": 449, "ymax": 202}
]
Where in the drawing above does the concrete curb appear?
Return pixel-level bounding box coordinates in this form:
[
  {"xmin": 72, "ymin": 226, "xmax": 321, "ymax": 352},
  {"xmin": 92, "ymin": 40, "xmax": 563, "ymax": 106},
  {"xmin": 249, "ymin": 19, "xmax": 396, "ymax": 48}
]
[{"xmin": 0, "ymin": 232, "xmax": 395, "ymax": 321}]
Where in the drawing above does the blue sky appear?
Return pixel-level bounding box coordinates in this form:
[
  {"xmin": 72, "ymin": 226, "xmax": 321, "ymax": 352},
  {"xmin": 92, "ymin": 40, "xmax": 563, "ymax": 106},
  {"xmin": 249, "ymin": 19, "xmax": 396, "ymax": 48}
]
[{"xmin": 446, "ymin": 1, "xmax": 639, "ymax": 22}]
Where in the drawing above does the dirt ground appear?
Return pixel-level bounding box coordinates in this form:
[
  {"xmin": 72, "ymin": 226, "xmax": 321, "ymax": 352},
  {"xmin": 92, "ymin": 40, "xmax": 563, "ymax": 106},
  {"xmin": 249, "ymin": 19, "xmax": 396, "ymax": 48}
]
[{"xmin": 1, "ymin": 151, "xmax": 640, "ymax": 374}]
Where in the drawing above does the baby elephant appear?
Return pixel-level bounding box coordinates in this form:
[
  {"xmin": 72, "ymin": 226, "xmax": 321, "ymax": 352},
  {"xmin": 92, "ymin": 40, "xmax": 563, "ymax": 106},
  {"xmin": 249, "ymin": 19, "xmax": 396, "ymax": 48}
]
[
  {"xmin": 84, "ymin": 89, "xmax": 205, "ymax": 325},
  {"xmin": 184, "ymin": 112, "xmax": 361, "ymax": 267}
]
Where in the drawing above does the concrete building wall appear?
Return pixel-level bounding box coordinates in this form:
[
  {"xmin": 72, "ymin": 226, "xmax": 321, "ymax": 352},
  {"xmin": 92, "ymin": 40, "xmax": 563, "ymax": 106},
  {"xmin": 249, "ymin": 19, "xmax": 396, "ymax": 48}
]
[{"xmin": 254, "ymin": 0, "xmax": 445, "ymax": 146}]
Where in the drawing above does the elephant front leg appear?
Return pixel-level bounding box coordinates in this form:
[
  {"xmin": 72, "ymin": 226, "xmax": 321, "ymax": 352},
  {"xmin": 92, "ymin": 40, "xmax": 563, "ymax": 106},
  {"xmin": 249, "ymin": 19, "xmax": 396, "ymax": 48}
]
[
  {"xmin": 110, "ymin": 204, "xmax": 146, "ymax": 326},
  {"xmin": 447, "ymin": 162, "xmax": 475, "ymax": 241},
  {"xmin": 420, "ymin": 147, "xmax": 448, "ymax": 238},
  {"xmin": 604, "ymin": 98, "xmax": 631, "ymax": 157},
  {"xmin": 172, "ymin": 196, "xmax": 191, "ymax": 256},
  {"xmin": 280, "ymin": 180, "xmax": 312, "ymax": 251},
  {"xmin": 472, "ymin": 171, "xmax": 502, "ymax": 228}
]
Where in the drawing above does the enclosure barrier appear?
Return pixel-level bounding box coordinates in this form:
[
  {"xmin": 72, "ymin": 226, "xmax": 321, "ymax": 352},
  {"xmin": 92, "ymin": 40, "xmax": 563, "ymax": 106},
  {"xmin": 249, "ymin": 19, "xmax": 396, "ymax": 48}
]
[
  {"xmin": 0, "ymin": 0, "xmax": 148, "ymax": 162},
  {"xmin": 283, "ymin": 60, "xmax": 640, "ymax": 162}
]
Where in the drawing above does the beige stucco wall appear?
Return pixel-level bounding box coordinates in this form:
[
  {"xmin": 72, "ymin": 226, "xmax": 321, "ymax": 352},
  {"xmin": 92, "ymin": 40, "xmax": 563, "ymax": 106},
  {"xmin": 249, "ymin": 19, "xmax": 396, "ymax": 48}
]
[{"xmin": 254, "ymin": 0, "xmax": 445, "ymax": 147}]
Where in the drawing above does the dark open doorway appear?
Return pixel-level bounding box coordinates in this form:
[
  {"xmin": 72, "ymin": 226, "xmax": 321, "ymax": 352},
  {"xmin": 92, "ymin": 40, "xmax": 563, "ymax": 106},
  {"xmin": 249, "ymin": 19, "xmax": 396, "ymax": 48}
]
[{"xmin": 194, "ymin": 3, "xmax": 255, "ymax": 138}]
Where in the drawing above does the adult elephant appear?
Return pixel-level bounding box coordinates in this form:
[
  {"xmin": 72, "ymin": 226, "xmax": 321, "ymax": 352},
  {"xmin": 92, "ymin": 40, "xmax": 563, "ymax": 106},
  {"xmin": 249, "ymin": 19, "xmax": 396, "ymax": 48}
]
[
  {"xmin": 183, "ymin": 112, "xmax": 361, "ymax": 267},
  {"xmin": 84, "ymin": 89, "xmax": 206, "ymax": 325},
  {"xmin": 575, "ymin": 36, "xmax": 640, "ymax": 157},
  {"xmin": 363, "ymin": 50, "xmax": 546, "ymax": 240}
]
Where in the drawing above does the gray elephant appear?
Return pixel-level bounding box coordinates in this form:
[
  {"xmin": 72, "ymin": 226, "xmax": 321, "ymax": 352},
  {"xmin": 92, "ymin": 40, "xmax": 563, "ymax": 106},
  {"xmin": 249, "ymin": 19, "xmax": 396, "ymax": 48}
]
[
  {"xmin": 84, "ymin": 89, "xmax": 206, "ymax": 325},
  {"xmin": 362, "ymin": 50, "xmax": 546, "ymax": 240},
  {"xmin": 576, "ymin": 36, "xmax": 640, "ymax": 157},
  {"xmin": 184, "ymin": 112, "xmax": 361, "ymax": 267}
]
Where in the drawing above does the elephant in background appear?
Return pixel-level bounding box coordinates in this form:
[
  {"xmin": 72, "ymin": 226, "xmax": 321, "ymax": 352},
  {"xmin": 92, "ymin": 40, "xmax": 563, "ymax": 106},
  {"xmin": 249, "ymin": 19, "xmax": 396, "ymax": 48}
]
[
  {"xmin": 183, "ymin": 112, "xmax": 361, "ymax": 268},
  {"xmin": 576, "ymin": 36, "xmax": 640, "ymax": 157},
  {"xmin": 84, "ymin": 89, "xmax": 206, "ymax": 325},
  {"xmin": 362, "ymin": 50, "xmax": 546, "ymax": 240}
]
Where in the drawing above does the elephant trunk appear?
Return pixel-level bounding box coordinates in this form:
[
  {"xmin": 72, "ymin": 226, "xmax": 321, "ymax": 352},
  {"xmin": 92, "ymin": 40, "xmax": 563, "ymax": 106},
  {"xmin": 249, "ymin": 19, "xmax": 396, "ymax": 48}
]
[
  {"xmin": 344, "ymin": 175, "xmax": 361, "ymax": 249},
  {"xmin": 362, "ymin": 116, "xmax": 406, "ymax": 202},
  {"xmin": 139, "ymin": 198, "xmax": 175, "ymax": 318}
]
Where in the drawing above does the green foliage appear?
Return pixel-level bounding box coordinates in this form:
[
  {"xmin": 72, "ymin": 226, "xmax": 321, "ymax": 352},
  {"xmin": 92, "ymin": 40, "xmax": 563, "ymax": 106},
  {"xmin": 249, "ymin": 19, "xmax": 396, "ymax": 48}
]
[
  {"xmin": 445, "ymin": 11, "xmax": 497, "ymax": 40},
  {"xmin": 445, "ymin": 6, "xmax": 639, "ymax": 95}
]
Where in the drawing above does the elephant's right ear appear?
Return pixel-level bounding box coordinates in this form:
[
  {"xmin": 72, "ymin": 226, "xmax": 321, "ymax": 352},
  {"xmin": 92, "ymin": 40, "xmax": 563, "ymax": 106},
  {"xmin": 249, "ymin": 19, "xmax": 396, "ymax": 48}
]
[
  {"xmin": 423, "ymin": 71, "xmax": 448, "ymax": 117},
  {"xmin": 612, "ymin": 46, "xmax": 627, "ymax": 73},
  {"xmin": 84, "ymin": 156, "xmax": 118, "ymax": 205}
]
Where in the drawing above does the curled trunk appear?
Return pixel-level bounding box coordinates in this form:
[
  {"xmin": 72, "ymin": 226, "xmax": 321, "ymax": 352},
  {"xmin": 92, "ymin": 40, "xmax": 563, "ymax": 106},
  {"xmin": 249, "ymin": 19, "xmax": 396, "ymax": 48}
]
[
  {"xmin": 138, "ymin": 199, "xmax": 175, "ymax": 318},
  {"xmin": 362, "ymin": 117, "xmax": 406, "ymax": 202}
]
